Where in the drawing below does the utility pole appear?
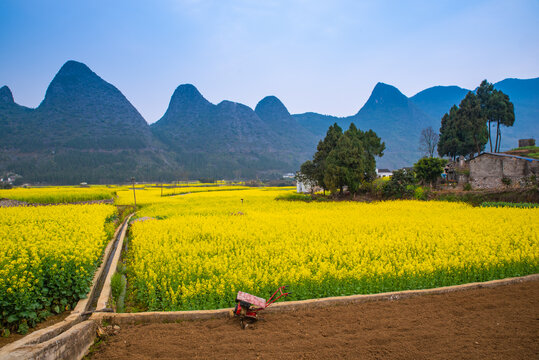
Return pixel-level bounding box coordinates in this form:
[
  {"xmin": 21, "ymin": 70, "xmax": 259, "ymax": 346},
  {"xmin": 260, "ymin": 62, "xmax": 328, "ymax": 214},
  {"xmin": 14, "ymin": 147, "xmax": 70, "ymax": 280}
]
[{"xmin": 131, "ymin": 177, "xmax": 137, "ymax": 208}]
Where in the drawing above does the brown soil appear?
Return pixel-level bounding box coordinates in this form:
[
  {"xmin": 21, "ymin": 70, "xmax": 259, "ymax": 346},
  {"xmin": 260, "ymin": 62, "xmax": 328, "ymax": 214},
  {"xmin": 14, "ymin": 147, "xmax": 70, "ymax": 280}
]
[
  {"xmin": 0, "ymin": 311, "xmax": 70, "ymax": 348},
  {"xmin": 89, "ymin": 280, "xmax": 539, "ymax": 360}
]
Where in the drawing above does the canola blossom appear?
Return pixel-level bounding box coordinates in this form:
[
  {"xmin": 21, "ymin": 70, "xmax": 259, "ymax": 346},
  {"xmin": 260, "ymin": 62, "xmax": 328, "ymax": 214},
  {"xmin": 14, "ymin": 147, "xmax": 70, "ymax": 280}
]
[
  {"xmin": 0, "ymin": 186, "xmax": 117, "ymax": 204},
  {"xmin": 0, "ymin": 204, "xmax": 117, "ymax": 333},
  {"xmin": 126, "ymin": 189, "xmax": 539, "ymax": 311},
  {"xmin": 114, "ymin": 185, "xmax": 257, "ymax": 206}
]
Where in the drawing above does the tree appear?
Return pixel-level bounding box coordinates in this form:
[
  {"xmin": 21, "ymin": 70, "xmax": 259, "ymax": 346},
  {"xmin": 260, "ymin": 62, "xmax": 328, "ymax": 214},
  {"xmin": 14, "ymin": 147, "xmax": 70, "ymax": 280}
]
[
  {"xmin": 382, "ymin": 168, "xmax": 416, "ymax": 198},
  {"xmin": 438, "ymin": 105, "xmax": 460, "ymax": 159},
  {"xmin": 299, "ymin": 122, "xmax": 384, "ymax": 196},
  {"xmin": 457, "ymin": 92, "xmax": 488, "ymax": 155},
  {"xmin": 419, "ymin": 126, "xmax": 439, "ymax": 157},
  {"xmin": 312, "ymin": 123, "xmax": 343, "ymax": 191},
  {"xmin": 490, "ymin": 90, "xmax": 514, "ymax": 152},
  {"xmin": 413, "ymin": 157, "xmax": 447, "ymax": 187},
  {"xmin": 437, "ymin": 92, "xmax": 487, "ymax": 159},
  {"xmin": 477, "ymin": 80, "xmax": 515, "ymax": 152},
  {"xmin": 296, "ymin": 160, "xmax": 317, "ymax": 193}
]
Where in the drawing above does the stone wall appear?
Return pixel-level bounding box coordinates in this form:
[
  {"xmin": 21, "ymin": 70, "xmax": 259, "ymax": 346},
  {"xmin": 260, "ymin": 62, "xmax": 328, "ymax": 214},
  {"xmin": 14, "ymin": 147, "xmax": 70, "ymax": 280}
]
[
  {"xmin": 469, "ymin": 154, "xmax": 539, "ymax": 189},
  {"xmin": 518, "ymin": 139, "xmax": 535, "ymax": 147}
]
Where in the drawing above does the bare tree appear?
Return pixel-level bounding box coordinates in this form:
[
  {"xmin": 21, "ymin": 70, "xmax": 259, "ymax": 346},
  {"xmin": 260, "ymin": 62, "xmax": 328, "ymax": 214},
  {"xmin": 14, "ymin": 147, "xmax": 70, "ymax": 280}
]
[{"xmin": 419, "ymin": 126, "xmax": 439, "ymax": 158}]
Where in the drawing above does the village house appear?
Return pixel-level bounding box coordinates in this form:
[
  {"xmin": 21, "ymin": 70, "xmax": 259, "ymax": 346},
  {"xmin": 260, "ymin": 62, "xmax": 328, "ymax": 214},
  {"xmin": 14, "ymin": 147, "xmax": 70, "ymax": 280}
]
[
  {"xmin": 468, "ymin": 152, "xmax": 538, "ymax": 189},
  {"xmin": 376, "ymin": 168, "xmax": 393, "ymax": 178}
]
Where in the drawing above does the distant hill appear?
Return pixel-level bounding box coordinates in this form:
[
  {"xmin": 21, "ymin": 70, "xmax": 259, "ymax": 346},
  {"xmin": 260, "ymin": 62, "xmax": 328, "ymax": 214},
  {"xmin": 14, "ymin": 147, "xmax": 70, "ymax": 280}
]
[
  {"xmin": 151, "ymin": 85, "xmax": 317, "ymax": 179},
  {"xmin": 295, "ymin": 78, "xmax": 538, "ymax": 169},
  {"xmin": 295, "ymin": 83, "xmax": 433, "ymax": 169},
  {"xmin": 409, "ymin": 85, "xmax": 470, "ymax": 120},
  {"xmin": 0, "ymin": 61, "xmax": 179, "ymax": 184},
  {"xmin": 490, "ymin": 78, "xmax": 539, "ymax": 149},
  {"xmin": 1, "ymin": 60, "xmax": 537, "ymax": 182}
]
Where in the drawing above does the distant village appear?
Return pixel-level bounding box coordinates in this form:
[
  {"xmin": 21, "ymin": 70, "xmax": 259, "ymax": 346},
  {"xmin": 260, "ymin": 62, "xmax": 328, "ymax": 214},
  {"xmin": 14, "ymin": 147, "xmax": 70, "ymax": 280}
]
[{"xmin": 296, "ymin": 138, "xmax": 538, "ymax": 194}]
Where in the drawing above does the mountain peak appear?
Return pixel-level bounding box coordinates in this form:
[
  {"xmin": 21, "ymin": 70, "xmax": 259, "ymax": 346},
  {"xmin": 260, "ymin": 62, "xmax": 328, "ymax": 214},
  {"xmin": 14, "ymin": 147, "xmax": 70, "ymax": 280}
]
[
  {"xmin": 0, "ymin": 85, "xmax": 14, "ymax": 104},
  {"xmin": 57, "ymin": 60, "xmax": 94, "ymax": 76},
  {"xmin": 41, "ymin": 60, "xmax": 108, "ymax": 108},
  {"xmin": 255, "ymin": 96, "xmax": 290, "ymax": 121},
  {"xmin": 168, "ymin": 84, "xmax": 212, "ymax": 111},
  {"xmin": 371, "ymin": 82, "xmax": 405, "ymax": 98},
  {"xmin": 360, "ymin": 82, "xmax": 408, "ymax": 111}
]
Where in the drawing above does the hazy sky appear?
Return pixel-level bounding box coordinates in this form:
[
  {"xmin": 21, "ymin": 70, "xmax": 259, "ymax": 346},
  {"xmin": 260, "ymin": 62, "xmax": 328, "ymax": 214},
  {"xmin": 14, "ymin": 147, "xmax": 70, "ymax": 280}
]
[{"xmin": 1, "ymin": 0, "xmax": 538, "ymax": 123}]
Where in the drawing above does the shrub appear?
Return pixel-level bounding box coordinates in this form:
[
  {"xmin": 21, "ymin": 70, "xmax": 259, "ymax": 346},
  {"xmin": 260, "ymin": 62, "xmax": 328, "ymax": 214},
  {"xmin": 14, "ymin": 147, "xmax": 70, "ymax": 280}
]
[
  {"xmin": 275, "ymin": 193, "xmax": 313, "ymax": 202},
  {"xmin": 414, "ymin": 186, "xmax": 428, "ymax": 200},
  {"xmin": 382, "ymin": 169, "xmax": 416, "ymax": 198},
  {"xmin": 111, "ymin": 272, "xmax": 126, "ymax": 302},
  {"xmin": 463, "ymin": 183, "xmax": 472, "ymax": 191},
  {"xmin": 480, "ymin": 202, "xmax": 539, "ymax": 209},
  {"xmin": 413, "ymin": 157, "xmax": 447, "ymax": 187},
  {"xmin": 501, "ymin": 177, "xmax": 512, "ymax": 186}
]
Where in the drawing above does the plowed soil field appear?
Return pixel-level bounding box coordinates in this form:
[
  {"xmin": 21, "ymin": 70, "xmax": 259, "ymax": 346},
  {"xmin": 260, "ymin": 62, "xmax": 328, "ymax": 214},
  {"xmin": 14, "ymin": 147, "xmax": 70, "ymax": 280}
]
[{"xmin": 89, "ymin": 279, "xmax": 538, "ymax": 359}]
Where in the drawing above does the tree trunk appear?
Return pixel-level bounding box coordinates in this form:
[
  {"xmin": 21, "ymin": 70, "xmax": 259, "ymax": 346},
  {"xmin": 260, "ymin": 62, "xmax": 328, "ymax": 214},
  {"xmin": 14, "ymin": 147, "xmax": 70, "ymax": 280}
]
[
  {"xmin": 488, "ymin": 120, "xmax": 492, "ymax": 152},
  {"xmin": 494, "ymin": 121, "xmax": 500, "ymax": 153}
]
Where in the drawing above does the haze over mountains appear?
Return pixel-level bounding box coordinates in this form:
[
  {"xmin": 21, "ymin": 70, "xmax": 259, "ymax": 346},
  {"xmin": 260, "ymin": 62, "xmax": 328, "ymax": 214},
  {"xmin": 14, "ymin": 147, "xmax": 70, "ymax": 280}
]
[{"xmin": 0, "ymin": 60, "xmax": 537, "ymax": 184}]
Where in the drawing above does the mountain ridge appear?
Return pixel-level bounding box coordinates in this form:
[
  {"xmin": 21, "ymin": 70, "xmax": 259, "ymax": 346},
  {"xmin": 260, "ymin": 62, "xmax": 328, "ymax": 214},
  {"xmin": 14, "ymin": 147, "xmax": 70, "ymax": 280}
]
[{"xmin": 1, "ymin": 60, "xmax": 537, "ymax": 183}]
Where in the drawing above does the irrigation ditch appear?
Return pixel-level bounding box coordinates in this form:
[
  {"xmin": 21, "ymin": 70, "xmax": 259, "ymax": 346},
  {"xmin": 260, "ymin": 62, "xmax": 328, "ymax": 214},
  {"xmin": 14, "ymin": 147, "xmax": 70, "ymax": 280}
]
[
  {"xmin": 1, "ymin": 212, "xmax": 538, "ymax": 360},
  {"xmin": 0, "ymin": 214, "xmax": 133, "ymax": 360}
]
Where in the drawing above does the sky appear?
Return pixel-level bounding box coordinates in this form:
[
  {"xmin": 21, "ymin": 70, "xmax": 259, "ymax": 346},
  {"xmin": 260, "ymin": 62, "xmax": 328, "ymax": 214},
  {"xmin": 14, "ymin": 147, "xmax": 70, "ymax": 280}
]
[{"xmin": 1, "ymin": 0, "xmax": 538, "ymax": 123}]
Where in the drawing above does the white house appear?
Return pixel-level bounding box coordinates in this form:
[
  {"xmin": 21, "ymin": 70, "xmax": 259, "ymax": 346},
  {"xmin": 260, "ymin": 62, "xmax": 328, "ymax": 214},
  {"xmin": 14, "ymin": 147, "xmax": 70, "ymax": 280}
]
[
  {"xmin": 296, "ymin": 180, "xmax": 312, "ymax": 193},
  {"xmin": 376, "ymin": 168, "xmax": 393, "ymax": 178}
]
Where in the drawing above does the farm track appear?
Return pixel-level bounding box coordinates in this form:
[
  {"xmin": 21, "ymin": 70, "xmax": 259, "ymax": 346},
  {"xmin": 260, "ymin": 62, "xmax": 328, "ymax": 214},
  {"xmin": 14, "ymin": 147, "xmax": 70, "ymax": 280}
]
[{"xmin": 89, "ymin": 278, "xmax": 539, "ymax": 360}]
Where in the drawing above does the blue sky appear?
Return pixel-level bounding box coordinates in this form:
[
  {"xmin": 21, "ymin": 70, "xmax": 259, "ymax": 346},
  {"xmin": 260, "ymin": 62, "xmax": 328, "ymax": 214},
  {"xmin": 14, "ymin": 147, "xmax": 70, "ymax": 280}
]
[{"xmin": 1, "ymin": 0, "xmax": 538, "ymax": 123}]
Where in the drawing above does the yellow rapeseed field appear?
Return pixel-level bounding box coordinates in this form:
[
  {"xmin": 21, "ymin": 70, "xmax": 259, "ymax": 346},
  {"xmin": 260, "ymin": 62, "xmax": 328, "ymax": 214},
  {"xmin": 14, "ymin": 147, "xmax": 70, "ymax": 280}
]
[
  {"xmin": 0, "ymin": 204, "xmax": 116, "ymax": 334},
  {"xmin": 0, "ymin": 186, "xmax": 117, "ymax": 204},
  {"xmin": 125, "ymin": 189, "xmax": 539, "ymax": 311}
]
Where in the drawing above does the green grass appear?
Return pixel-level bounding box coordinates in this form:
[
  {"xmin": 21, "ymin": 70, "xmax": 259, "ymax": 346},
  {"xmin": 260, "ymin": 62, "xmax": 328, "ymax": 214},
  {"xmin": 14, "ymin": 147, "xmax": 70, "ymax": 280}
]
[{"xmin": 480, "ymin": 202, "xmax": 539, "ymax": 209}]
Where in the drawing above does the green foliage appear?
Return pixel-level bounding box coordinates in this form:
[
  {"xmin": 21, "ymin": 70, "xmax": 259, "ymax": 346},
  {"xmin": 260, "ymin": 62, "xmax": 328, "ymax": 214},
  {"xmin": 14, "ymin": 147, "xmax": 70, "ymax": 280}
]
[
  {"xmin": 275, "ymin": 193, "xmax": 329, "ymax": 203},
  {"xmin": 477, "ymin": 80, "xmax": 515, "ymax": 152},
  {"xmin": 501, "ymin": 177, "xmax": 512, "ymax": 186},
  {"xmin": 111, "ymin": 272, "xmax": 126, "ymax": 303},
  {"xmin": 438, "ymin": 92, "xmax": 488, "ymax": 158},
  {"xmin": 382, "ymin": 169, "xmax": 416, "ymax": 198},
  {"xmin": 413, "ymin": 186, "xmax": 428, "ymax": 200},
  {"xmin": 480, "ymin": 202, "xmax": 539, "ymax": 209},
  {"xmin": 413, "ymin": 157, "xmax": 447, "ymax": 187},
  {"xmin": 275, "ymin": 193, "xmax": 313, "ymax": 202},
  {"xmin": 312, "ymin": 123, "xmax": 344, "ymax": 190},
  {"xmin": 300, "ymin": 123, "xmax": 384, "ymax": 196},
  {"xmin": 463, "ymin": 183, "xmax": 472, "ymax": 191}
]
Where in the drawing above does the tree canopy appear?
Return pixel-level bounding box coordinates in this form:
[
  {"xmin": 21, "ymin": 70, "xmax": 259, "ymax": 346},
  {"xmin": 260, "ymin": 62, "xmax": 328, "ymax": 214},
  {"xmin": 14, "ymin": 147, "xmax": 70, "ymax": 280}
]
[
  {"xmin": 413, "ymin": 157, "xmax": 447, "ymax": 187},
  {"xmin": 298, "ymin": 123, "xmax": 384, "ymax": 195},
  {"xmin": 439, "ymin": 80, "xmax": 514, "ymax": 158},
  {"xmin": 438, "ymin": 92, "xmax": 488, "ymax": 159}
]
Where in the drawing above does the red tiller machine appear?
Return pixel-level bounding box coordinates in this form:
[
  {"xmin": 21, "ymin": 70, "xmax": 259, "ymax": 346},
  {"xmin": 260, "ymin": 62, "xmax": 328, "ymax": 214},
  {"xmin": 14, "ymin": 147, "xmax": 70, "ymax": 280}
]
[{"xmin": 233, "ymin": 286, "xmax": 291, "ymax": 328}]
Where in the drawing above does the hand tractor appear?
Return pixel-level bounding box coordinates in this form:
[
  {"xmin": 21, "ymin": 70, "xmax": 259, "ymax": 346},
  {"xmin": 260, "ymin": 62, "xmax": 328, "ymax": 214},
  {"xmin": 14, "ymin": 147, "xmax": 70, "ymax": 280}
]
[{"xmin": 232, "ymin": 286, "xmax": 290, "ymax": 329}]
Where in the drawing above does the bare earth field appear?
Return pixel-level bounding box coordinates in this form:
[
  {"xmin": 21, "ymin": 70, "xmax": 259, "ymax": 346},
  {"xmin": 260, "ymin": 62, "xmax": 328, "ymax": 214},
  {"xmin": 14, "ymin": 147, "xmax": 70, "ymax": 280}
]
[{"xmin": 89, "ymin": 279, "xmax": 538, "ymax": 360}]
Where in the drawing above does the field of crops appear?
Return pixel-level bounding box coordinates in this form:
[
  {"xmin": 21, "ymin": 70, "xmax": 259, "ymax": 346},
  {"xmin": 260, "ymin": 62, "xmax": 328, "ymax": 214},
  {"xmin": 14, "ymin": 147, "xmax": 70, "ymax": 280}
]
[
  {"xmin": 0, "ymin": 204, "xmax": 117, "ymax": 334},
  {"xmin": 115, "ymin": 184, "xmax": 255, "ymax": 206},
  {"xmin": 125, "ymin": 188, "xmax": 539, "ymax": 311},
  {"xmin": 0, "ymin": 186, "xmax": 117, "ymax": 204}
]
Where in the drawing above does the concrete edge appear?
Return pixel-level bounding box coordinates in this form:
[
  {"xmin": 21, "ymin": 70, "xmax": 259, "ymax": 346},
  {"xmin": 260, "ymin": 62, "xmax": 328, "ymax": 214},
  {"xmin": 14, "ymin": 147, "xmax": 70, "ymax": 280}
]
[
  {"xmin": 0, "ymin": 321, "xmax": 97, "ymax": 360},
  {"xmin": 95, "ymin": 214, "xmax": 133, "ymax": 311},
  {"xmin": 92, "ymin": 273, "xmax": 539, "ymax": 326},
  {"xmin": 0, "ymin": 216, "xmax": 127, "ymax": 355},
  {"xmin": 72, "ymin": 217, "xmax": 124, "ymax": 315}
]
